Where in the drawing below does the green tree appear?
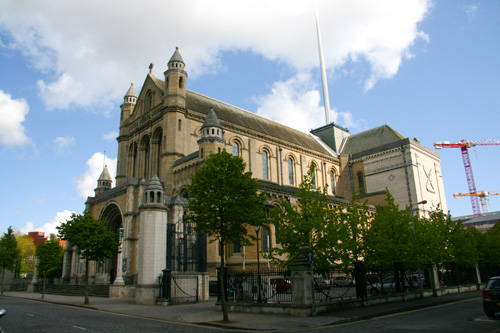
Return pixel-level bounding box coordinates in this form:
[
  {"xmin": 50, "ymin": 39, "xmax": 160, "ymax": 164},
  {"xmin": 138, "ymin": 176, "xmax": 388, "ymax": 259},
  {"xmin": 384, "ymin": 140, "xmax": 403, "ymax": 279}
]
[
  {"xmin": 15, "ymin": 234, "xmax": 36, "ymax": 278},
  {"xmin": 36, "ymin": 236, "xmax": 64, "ymax": 299},
  {"xmin": 482, "ymin": 226, "xmax": 500, "ymax": 263},
  {"xmin": 57, "ymin": 211, "xmax": 120, "ymax": 305},
  {"xmin": 335, "ymin": 194, "xmax": 372, "ymax": 269},
  {"xmin": 187, "ymin": 150, "xmax": 266, "ymax": 322},
  {"xmin": 268, "ymin": 165, "xmax": 339, "ymax": 271},
  {"xmin": 0, "ymin": 227, "xmax": 20, "ymax": 294},
  {"xmin": 364, "ymin": 192, "xmax": 414, "ymax": 273}
]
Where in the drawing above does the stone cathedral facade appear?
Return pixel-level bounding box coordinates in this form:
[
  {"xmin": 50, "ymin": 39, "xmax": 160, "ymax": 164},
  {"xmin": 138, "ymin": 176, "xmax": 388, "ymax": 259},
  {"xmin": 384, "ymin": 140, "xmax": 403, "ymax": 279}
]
[{"xmin": 61, "ymin": 48, "xmax": 447, "ymax": 304}]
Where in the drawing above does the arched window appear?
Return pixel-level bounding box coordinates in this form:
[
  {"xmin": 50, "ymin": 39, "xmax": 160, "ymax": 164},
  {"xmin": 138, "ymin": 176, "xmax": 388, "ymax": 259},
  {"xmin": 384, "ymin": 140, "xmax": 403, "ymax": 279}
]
[
  {"xmin": 311, "ymin": 164, "xmax": 317, "ymax": 190},
  {"xmin": 232, "ymin": 142, "xmax": 239, "ymax": 157},
  {"xmin": 357, "ymin": 172, "xmax": 365, "ymax": 194},
  {"xmin": 145, "ymin": 91, "xmax": 153, "ymax": 111},
  {"xmin": 262, "ymin": 227, "xmax": 270, "ymax": 252},
  {"xmin": 330, "ymin": 170, "xmax": 336, "ymax": 195},
  {"xmin": 233, "ymin": 239, "xmax": 241, "ymax": 254},
  {"xmin": 178, "ymin": 119, "xmax": 181, "ymax": 131},
  {"xmin": 262, "ymin": 150, "xmax": 269, "ymax": 180},
  {"xmin": 288, "ymin": 158, "xmax": 294, "ymax": 185}
]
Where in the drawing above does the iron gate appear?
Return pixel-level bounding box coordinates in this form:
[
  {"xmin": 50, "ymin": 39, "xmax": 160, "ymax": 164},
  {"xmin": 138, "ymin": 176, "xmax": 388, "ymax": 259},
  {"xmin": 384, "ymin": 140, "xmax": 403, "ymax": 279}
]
[{"xmin": 167, "ymin": 224, "xmax": 207, "ymax": 272}]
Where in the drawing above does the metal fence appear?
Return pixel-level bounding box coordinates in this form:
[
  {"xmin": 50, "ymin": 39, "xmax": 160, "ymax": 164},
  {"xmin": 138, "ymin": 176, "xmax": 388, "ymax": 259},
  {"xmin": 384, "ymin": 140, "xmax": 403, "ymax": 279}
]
[
  {"xmin": 313, "ymin": 271, "xmax": 357, "ymax": 302},
  {"xmin": 158, "ymin": 270, "xmax": 200, "ymax": 304},
  {"xmin": 224, "ymin": 269, "xmax": 292, "ymax": 304}
]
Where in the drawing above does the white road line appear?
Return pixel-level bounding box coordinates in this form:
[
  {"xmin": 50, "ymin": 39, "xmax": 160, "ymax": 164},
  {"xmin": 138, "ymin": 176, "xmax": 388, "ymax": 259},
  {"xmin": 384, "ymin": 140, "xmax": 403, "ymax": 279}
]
[{"xmin": 73, "ymin": 326, "xmax": 87, "ymax": 330}]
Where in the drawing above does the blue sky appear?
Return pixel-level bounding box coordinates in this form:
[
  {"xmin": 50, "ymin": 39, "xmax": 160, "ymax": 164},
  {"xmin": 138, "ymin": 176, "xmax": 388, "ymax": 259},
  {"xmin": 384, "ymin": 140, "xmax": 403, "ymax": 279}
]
[{"xmin": 1, "ymin": 0, "xmax": 499, "ymax": 236}]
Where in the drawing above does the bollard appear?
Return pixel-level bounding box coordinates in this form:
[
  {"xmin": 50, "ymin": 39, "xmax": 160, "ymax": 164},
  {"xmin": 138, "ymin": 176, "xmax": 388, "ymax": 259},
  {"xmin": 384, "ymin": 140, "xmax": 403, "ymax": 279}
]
[
  {"xmin": 162, "ymin": 268, "xmax": 172, "ymax": 300},
  {"xmin": 354, "ymin": 261, "xmax": 367, "ymax": 298}
]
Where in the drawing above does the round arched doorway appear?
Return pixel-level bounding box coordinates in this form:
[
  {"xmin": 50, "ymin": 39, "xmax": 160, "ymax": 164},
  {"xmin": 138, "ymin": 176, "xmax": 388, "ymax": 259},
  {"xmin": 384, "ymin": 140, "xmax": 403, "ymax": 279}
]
[{"xmin": 100, "ymin": 203, "xmax": 123, "ymax": 284}]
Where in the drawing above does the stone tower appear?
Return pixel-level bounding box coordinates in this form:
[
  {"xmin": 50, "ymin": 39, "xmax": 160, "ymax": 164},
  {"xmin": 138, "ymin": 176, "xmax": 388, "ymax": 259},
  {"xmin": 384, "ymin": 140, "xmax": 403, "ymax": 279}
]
[
  {"xmin": 116, "ymin": 83, "xmax": 137, "ymax": 186},
  {"xmin": 161, "ymin": 48, "xmax": 189, "ymax": 194},
  {"xmin": 197, "ymin": 108, "xmax": 226, "ymax": 158},
  {"xmin": 136, "ymin": 175, "xmax": 168, "ymax": 304},
  {"xmin": 94, "ymin": 165, "xmax": 112, "ymax": 196}
]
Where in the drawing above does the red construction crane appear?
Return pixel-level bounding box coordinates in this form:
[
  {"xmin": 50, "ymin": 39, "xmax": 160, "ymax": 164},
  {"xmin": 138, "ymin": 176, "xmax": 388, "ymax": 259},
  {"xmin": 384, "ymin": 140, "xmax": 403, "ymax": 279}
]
[
  {"xmin": 434, "ymin": 139, "xmax": 500, "ymax": 217},
  {"xmin": 453, "ymin": 191, "xmax": 500, "ymax": 214}
]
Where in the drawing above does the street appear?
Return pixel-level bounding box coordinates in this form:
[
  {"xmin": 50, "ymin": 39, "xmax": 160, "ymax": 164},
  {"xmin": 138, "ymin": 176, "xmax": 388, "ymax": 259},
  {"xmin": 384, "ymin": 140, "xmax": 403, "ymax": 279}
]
[
  {"xmin": 0, "ymin": 294, "xmax": 498, "ymax": 332},
  {"xmin": 300, "ymin": 297, "xmax": 500, "ymax": 332},
  {"xmin": 0, "ymin": 297, "xmax": 225, "ymax": 332}
]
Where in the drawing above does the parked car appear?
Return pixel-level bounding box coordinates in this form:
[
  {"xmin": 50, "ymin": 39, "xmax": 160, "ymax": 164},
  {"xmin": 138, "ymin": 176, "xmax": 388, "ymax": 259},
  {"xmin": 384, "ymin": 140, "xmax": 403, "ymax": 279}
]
[
  {"xmin": 332, "ymin": 276, "xmax": 355, "ymax": 287},
  {"xmin": 370, "ymin": 274, "xmax": 425, "ymax": 295},
  {"xmin": 370, "ymin": 276, "xmax": 396, "ymax": 295},
  {"xmin": 270, "ymin": 278, "xmax": 291, "ymax": 293},
  {"xmin": 314, "ymin": 277, "xmax": 330, "ymax": 291},
  {"xmin": 482, "ymin": 276, "xmax": 500, "ymax": 318}
]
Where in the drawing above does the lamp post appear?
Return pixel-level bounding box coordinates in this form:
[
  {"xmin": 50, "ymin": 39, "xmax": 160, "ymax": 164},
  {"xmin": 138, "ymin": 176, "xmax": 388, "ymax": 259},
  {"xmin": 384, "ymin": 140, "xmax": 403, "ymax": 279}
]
[
  {"xmin": 253, "ymin": 225, "xmax": 262, "ymax": 303},
  {"xmin": 113, "ymin": 227, "xmax": 125, "ymax": 285},
  {"xmin": 410, "ymin": 200, "xmax": 427, "ymax": 293}
]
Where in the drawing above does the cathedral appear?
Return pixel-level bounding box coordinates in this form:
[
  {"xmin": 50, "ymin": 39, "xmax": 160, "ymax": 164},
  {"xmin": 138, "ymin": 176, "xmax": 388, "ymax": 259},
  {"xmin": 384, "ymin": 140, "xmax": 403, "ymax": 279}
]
[{"xmin": 61, "ymin": 48, "xmax": 447, "ymax": 304}]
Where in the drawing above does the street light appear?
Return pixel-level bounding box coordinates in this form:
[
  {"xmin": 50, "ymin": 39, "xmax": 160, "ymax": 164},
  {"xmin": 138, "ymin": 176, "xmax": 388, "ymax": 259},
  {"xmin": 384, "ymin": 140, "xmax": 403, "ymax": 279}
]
[
  {"xmin": 253, "ymin": 225, "xmax": 262, "ymax": 303},
  {"xmin": 410, "ymin": 200, "xmax": 426, "ymax": 294}
]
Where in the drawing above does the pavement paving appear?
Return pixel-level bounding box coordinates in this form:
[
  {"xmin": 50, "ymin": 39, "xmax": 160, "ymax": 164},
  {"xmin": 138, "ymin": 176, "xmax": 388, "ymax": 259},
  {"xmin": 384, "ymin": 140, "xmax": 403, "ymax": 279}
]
[{"xmin": 0, "ymin": 290, "xmax": 482, "ymax": 331}]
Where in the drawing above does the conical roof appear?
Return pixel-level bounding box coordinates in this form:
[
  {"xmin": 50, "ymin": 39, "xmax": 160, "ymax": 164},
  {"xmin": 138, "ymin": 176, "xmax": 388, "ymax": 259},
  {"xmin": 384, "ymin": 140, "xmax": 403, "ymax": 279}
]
[
  {"xmin": 124, "ymin": 83, "xmax": 137, "ymax": 98},
  {"xmin": 201, "ymin": 108, "xmax": 222, "ymax": 129},
  {"xmin": 168, "ymin": 47, "xmax": 184, "ymax": 64},
  {"xmin": 98, "ymin": 165, "xmax": 112, "ymax": 182},
  {"xmin": 146, "ymin": 175, "xmax": 164, "ymax": 192}
]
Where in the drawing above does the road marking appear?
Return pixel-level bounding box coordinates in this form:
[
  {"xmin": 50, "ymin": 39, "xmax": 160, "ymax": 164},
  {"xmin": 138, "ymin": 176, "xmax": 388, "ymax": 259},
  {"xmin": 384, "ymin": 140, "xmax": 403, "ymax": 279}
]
[
  {"xmin": 27, "ymin": 314, "xmax": 34, "ymax": 317},
  {"xmin": 73, "ymin": 326, "xmax": 87, "ymax": 330}
]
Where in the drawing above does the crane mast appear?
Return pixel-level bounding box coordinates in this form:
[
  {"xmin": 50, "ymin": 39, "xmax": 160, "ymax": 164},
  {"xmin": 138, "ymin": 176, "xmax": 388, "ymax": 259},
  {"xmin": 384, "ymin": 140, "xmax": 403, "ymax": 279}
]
[{"xmin": 434, "ymin": 139, "xmax": 500, "ymax": 217}]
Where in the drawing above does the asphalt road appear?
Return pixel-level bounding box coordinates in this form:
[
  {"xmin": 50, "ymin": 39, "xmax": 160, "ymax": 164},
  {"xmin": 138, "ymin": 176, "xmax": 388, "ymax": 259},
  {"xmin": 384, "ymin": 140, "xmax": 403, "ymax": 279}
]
[
  {"xmin": 0, "ymin": 297, "xmax": 227, "ymax": 332},
  {"xmin": 294, "ymin": 297, "xmax": 500, "ymax": 332}
]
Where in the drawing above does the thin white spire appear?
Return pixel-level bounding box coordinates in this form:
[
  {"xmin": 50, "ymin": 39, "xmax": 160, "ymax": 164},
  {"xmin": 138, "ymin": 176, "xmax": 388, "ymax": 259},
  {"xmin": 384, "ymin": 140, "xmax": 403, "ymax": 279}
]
[{"xmin": 315, "ymin": 3, "xmax": 331, "ymax": 125}]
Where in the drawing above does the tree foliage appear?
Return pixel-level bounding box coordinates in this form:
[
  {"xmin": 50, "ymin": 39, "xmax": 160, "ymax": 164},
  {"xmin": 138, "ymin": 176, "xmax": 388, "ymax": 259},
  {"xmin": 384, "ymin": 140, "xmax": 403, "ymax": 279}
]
[
  {"xmin": 0, "ymin": 227, "xmax": 20, "ymax": 294},
  {"xmin": 268, "ymin": 165, "xmax": 339, "ymax": 271},
  {"xmin": 57, "ymin": 211, "xmax": 120, "ymax": 304},
  {"xmin": 335, "ymin": 194, "xmax": 372, "ymax": 268},
  {"xmin": 36, "ymin": 236, "xmax": 64, "ymax": 298},
  {"xmin": 364, "ymin": 192, "xmax": 414, "ymax": 272},
  {"xmin": 15, "ymin": 234, "xmax": 36, "ymax": 278},
  {"xmin": 187, "ymin": 150, "xmax": 266, "ymax": 322}
]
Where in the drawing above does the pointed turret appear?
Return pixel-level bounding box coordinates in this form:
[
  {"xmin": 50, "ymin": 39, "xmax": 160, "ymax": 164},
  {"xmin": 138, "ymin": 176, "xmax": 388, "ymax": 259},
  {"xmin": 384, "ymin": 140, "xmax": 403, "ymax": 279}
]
[
  {"xmin": 120, "ymin": 83, "xmax": 137, "ymax": 124},
  {"xmin": 94, "ymin": 165, "xmax": 112, "ymax": 196},
  {"xmin": 197, "ymin": 108, "xmax": 225, "ymax": 158},
  {"xmin": 164, "ymin": 47, "xmax": 187, "ymax": 108}
]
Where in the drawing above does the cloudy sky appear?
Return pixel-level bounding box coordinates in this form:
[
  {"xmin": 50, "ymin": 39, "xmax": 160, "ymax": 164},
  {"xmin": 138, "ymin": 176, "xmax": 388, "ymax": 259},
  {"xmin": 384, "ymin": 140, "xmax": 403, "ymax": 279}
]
[{"xmin": 1, "ymin": 0, "xmax": 499, "ymax": 235}]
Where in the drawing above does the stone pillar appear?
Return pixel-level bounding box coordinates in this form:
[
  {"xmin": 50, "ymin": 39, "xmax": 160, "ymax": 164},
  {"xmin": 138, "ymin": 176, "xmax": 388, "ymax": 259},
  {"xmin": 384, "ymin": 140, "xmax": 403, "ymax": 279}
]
[
  {"xmin": 426, "ymin": 262, "xmax": 440, "ymax": 296},
  {"xmin": 27, "ymin": 257, "xmax": 38, "ymax": 293},
  {"xmin": 290, "ymin": 255, "xmax": 314, "ymax": 317},
  {"xmin": 474, "ymin": 263, "xmax": 482, "ymax": 290}
]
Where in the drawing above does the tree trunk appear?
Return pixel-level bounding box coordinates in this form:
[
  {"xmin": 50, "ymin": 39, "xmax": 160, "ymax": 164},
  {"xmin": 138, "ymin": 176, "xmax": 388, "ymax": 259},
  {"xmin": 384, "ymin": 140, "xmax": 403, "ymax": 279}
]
[
  {"xmin": 84, "ymin": 257, "xmax": 90, "ymax": 305},
  {"xmin": 219, "ymin": 242, "xmax": 229, "ymax": 322}
]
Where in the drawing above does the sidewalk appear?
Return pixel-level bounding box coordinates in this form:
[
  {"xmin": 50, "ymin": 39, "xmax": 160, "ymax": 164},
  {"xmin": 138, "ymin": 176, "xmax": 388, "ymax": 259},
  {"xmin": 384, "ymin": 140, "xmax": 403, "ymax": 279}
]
[{"xmin": 1, "ymin": 290, "xmax": 482, "ymax": 331}]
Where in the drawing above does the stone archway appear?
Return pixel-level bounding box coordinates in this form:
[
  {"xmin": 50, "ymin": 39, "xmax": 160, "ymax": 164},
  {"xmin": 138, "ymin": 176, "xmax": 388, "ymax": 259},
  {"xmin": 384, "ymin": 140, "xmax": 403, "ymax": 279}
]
[{"xmin": 100, "ymin": 203, "xmax": 123, "ymax": 284}]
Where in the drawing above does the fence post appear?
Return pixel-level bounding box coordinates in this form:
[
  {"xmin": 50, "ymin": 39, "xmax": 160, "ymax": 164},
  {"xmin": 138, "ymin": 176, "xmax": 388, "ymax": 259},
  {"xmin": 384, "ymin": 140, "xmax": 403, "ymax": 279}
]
[
  {"xmin": 290, "ymin": 254, "xmax": 314, "ymax": 316},
  {"xmin": 394, "ymin": 261, "xmax": 403, "ymax": 293},
  {"xmin": 354, "ymin": 260, "xmax": 367, "ymax": 298},
  {"xmin": 426, "ymin": 262, "xmax": 440, "ymax": 296},
  {"xmin": 162, "ymin": 268, "xmax": 172, "ymax": 301}
]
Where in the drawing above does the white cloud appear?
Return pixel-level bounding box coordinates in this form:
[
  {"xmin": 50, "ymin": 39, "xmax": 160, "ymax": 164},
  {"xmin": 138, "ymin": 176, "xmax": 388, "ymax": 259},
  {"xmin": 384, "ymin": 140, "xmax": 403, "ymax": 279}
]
[
  {"xmin": 73, "ymin": 152, "xmax": 117, "ymax": 200},
  {"xmin": 0, "ymin": 0, "xmax": 431, "ymax": 115},
  {"xmin": 19, "ymin": 210, "xmax": 75, "ymax": 236},
  {"xmin": 254, "ymin": 72, "xmax": 354, "ymax": 133},
  {"xmin": 103, "ymin": 131, "xmax": 118, "ymax": 141},
  {"xmin": 54, "ymin": 136, "xmax": 75, "ymax": 152},
  {"xmin": 0, "ymin": 90, "xmax": 30, "ymax": 146}
]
